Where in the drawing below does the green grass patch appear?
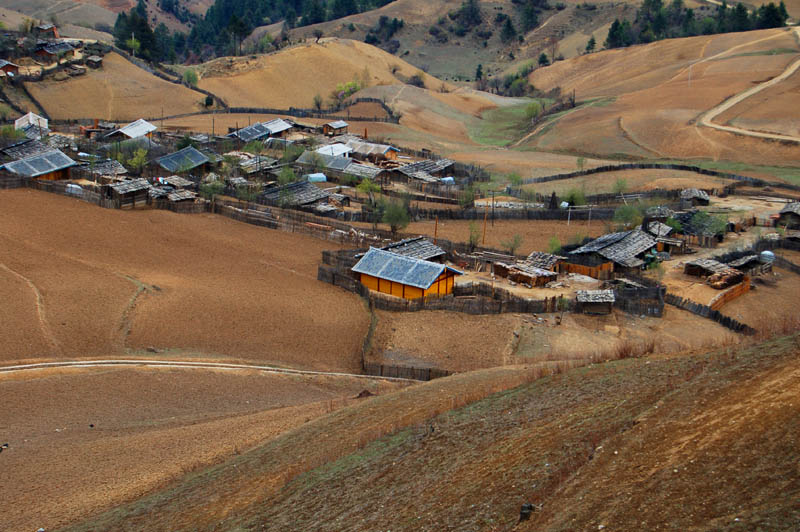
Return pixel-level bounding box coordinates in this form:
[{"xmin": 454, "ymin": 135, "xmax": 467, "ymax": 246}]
[
  {"xmin": 469, "ymin": 100, "xmax": 549, "ymax": 147},
  {"xmin": 723, "ymin": 48, "xmax": 799, "ymax": 59}
]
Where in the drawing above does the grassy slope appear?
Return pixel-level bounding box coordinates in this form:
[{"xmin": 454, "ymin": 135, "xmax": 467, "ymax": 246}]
[{"xmin": 68, "ymin": 334, "xmax": 800, "ymax": 531}]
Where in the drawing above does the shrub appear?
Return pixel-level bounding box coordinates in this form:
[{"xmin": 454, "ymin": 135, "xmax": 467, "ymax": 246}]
[
  {"xmin": 548, "ymin": 235, "xmax": 562, "ymax": 254},
  {"xmin": 407, "ymin": 72, "xmax": 426, "ymax": 88},
  {"xmin": 183, "ymin": 68, "xmax": 198, "ymax": 87},
  {"xmin": 565, "ymin": 188, "xmax": 586, "ymax": 206},
  {"xmin": 501, "ymin": 234, "xmax": 523, "ymax": 255},
  {"xmin": 199, "ymin": 180, "xmax": 225, "ymax": 199}
]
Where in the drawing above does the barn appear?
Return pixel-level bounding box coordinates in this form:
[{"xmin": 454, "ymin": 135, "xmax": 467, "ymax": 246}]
[
  {"xmin": 3, "ymin": 149, "xmax": 76, "ymax": 180},
  {"xmin": 352, "ymin": 247, "xmax": 462, "ymax": 300}
]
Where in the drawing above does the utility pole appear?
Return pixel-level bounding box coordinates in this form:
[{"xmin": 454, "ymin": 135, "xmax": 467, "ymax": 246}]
[
  {"xmin": 482, "ymin": 201, "xmax": 488, "ymax": 245},
  {"xmin": 491, "ymin": 190, "xmax": 495, "ymax": 227}
]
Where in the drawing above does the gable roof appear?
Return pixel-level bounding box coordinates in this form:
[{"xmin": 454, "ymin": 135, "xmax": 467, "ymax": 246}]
[
  {"xmin": 3, "ymin": 149, "xmax": 76, "ymax": 177},
  {"xmin": 0, "ymin": 59, "xmax": 19, "ymax": 69},
  {"xmin": 1, "ymin": 139, "xmax": 49, "ymax": 159},
  {"xmin": 380, "ymin": 237, "xmax": 446, "ymax": 261},
  {"xmin": 352, "ymin": 247, "xmax": 461, "ymax": 290},
  {"xmin": 779, "ymin": 202, "xmax": 800, "ymax": 216},
  {"xmin": 681, "ymin": 188, "xmax": 710, "ymax": 201},
  {"xmin": 296, "ymin": 150, "xmax": 353, "ymax": 171},
  {"xmin": 261, "ymin": 181, "xmax": 330, "ymax": 206},
  {"xmin": 83, "ymin": 158, "xmax": 128, "ymax": 176},
  {"xmin": 159, "ymin": 175, "xmax": 195, "ymax": 188},
  {"xmin": 326, "ymin": 120, "xmax": 349, "ymax": 129},
  {"xmin": 264, "ymin": 118, "xmax": 293, "ymax": 134},
  {"xmin": 106, "ymin": 119, "xmax": 156, "ymax": 139},
  {"xmin": 339, "ymin": 137, "xmax": 398, "ymax": 157},
  {"xmin": 571, "ymin": 229, "xmax": 657, "ymax": 268},
  {"xmin": 344, "ymin": 162, "xmax": 384, "ymax": 180},
  {"xmin": 15, "ymin": 112, "xmax": 48, "ymax": 132},
  {"xmin": 316, "ymin": 143, "xmax": 353, "ymax": 157},
  {"xmin": 229, "ymin": 122, "xmax": 271, "ymax": 142},
  {"xmin": 239, "ymin": 155, "xmax": 277, "ymax": 174},
  {"xmin": 525, "ymin": 251, "xmax": 565, "ymax": 270},
  {"xmin": 156, "ymin": 146, "xmax": 209, "ymax": 173},
  {"xmin": 647, "ymin": 221, "xmax": 673, "ymax": 238}
]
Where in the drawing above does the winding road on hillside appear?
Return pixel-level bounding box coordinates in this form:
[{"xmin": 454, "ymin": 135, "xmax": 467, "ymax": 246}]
[
  {"xmin": 698, "ymin": 27, "xmax": 800, "ymax": 143},
  {"xmin": 0, "ymin": 359, "xmax": 413, "ymax": 381}
]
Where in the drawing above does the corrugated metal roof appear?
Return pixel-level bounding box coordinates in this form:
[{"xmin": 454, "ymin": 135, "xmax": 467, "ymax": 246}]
[
  {"xmin": 647, "ymin": 221, "xmax": 673, "ymax": 238},
  {"xmin": 345, "ymin": 162, "xmax": 383, "ymax": 180},
  {"xmin": 229, "ymin": 122, "xmax": 271, "ymax": 142},
  {"xmin": 326, "ymin": 120, "xmax": 349, "ymax": 129},
  {"xmin": 4, "ymin": 149, "xmax": 76, "ymax": 177},
  {"xmin": 106, "ymin": 119, "xmax": 157, "ymax": 139},
  {"xmin": 264, "ymin": 118, "xmax": 293, "ymax": 134},
  {"xmin": 0, "ymin": 59, "xmax": 18, "ymax": 68},
  {"xmin": 339, "ymin": 138, "xmax": 397, "ymax": 157},
  {"xmin": 1, "ymin": 139, "xmax": 49, "ymax": 159},
  {"xmin": 156, "ymin": 146, "xmax": 209, "ymax": 173},
  {"xmin": 779, "ymin": 202, "xmax": 800, "ymax": 216},
  {"xmin": 296, "ymin": 150, "xmax": 353, "ymax": 171},
  {"xmin": 352, "ymin": 248, "xmax": 461, "ymax": 290},
  {"xmin": 316, "ymin": 143, "xmax": 353, "ymax": 157},
  {"xmin": 380, "ymin": 237, "xmax": 445, "ymax": 261}
]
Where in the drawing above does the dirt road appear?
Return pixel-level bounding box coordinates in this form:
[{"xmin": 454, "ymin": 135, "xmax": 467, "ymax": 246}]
[{"xmin": 698, "ymin": 27, "xmax": 800, "ymax": 143}]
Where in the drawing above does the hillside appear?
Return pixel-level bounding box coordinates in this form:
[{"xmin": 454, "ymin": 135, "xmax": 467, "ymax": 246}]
[
  {"xmin": 0, "ymin": 188, "xmax": 368, "ymax": 371},
  {"xmin": 64, "ymin": 333, "xmax": 800, "ymax": 530},
  {"xmin": 525, "ymin": 27, "xmax": 800, "ymax": 167},
  {"xmin": 195, "ymin": 38, "xmax": 449, "ymax": 109},
  {"xmin": 24, "ymin": 52, "xmax": 205, "ymax": 120}
]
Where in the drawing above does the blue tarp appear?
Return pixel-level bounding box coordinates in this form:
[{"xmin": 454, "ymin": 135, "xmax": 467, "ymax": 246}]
[{"xmin": 306, "ymin": 173, "xmax": 327, "ymax": 182}]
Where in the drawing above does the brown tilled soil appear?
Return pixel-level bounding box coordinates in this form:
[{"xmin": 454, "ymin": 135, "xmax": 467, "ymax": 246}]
[
  {"xmin": 0, "ymin": 366, "xmax": 407, "ymax": 531},
  {"xmin": 522, "ymin": 168, "xmax": 730, "ymax": 196},
  {"xmin": 0, "ymin": 189, "xmax": 367, "ymax": 371},
  {"xmin": 371, "ymin": 310, "xmax": 521, "ymax": 371},
  {"xmin": 25, "ymin": 53, "xmax": 203, "ymax": 120}
]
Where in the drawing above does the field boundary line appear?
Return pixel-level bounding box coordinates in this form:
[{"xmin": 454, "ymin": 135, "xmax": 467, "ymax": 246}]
[
  {"xmin": 0, "ymin": 359, "xmax": 415, "ymax": 382},
  {"xmin": 0, "ymin": 263, "xmax": 62, "ymax": 355}
]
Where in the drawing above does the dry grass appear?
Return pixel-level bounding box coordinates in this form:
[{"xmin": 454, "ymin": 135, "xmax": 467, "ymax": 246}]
[{"xmin": 25, "ymin": 52, "xmax": 203, "ymax": 120}]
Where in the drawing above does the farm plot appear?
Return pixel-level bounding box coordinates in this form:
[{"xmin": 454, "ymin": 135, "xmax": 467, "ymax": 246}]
[
  {"xmin": 521, "ymin": 168, "xmax": 730, "ymax": 196},
  {"xmin": 0, "ymin": 188, "xmax": 368, "ymax": 371},
  {"xmin": 25, "ymin": 52, "xmax": 203, "ymax": 121},
  {"xmin": 0, "ymin": 365, "xmax": 406, "ymax": 531}
]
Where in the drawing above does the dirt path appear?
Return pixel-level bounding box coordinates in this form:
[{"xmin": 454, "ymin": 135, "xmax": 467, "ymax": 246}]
[
  {"xmin": 0, "ymin": 359, "xmax": 413, "ymax": 382},
  {"xmin": 698, "ymin": 27, "xmax": 800, "ymax": 143},
  {"xmin": 0, "ymin": 263, "xmax": 62, "ymax": 355}
]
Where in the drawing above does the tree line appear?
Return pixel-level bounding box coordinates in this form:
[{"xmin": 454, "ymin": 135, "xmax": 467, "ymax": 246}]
[{"xmin": 605, "ymin": 0, "xmax": 790, "ymax": 49}]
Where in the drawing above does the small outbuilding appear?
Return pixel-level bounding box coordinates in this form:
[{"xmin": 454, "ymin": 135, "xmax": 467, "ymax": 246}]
[
  {"xmin": 105, "ymin": 178, "xmax": 151, "ymax": 209},
  {"xmin": 0, "ymin": 59, "xmax": 19, "ymax": 75},
  {"xmin": 379, "ymin": 236, "xmax": 446, "ymax": 262},
  {"xmin": 261, "ymin": 180, "xmax": 330, "ymax": 207},
  {"xmin": 778, "ymin": 202, "xmax": 800, "ymax": 229},
  {"xmin": 104, "ymin": 119, "xmax": 157, "ymax": 141},
  {"xmin": 35, "ymin": 23, "xmax": 59, "ymax": 39},
  {"xmin": 525, "ymin": 251, "xmax": 565, "ymax": 272},
  {"xmin": 86, "ymin": 55, "xmax": 103, "ymax": 68},
  {"xmin": 575, "ymin": 289, "xmax": 615, "ymax": 315},
  {"xmin": 680, "ymin": 188, "xmax": 710, "ymax": 207},
  {"xmin": 323, "ymin": 120, "xmax": 349, "ymax": 136},
  {"xmin": 352, "ymin": 247, "xmax": 462, "ymax": 300}
]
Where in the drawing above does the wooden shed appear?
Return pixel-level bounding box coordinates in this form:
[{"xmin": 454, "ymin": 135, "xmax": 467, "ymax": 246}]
[
  {"xmin": 352, "ymin": 247, "xmax": 462, "ymax": 300},
  {"xmin": 575, "ymin": 289, "xmax": 615, "ymax": 315},
  {"xmin": 323, "ymin": 120, "xmax": 349, "ymax": 136},
  {"xmin": 778, "ymin": 202, "xmax": 800, "ymax": 229},
  {"xmin": 0, "ymin": 59, "xmax": 19, "ymax": 75},
  {"xmin": 105, "ymin": 178, "xmax": 151, "ymax": 209}
]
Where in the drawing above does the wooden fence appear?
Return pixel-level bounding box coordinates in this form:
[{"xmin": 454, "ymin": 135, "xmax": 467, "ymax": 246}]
[
  {"xmin": 363, "ymin": 362, "xmax": 451, "ymax": 381},
  {"xmin": 708, "ymin": 277, "xmax": 751, "ymax": 311},
  {"xmin": 664, "ymin": 293, "xmax": 755, "ymax": 334},
  {"xmin": 558, "ymin": 261, "xmax": 614, "ymax": 280}
]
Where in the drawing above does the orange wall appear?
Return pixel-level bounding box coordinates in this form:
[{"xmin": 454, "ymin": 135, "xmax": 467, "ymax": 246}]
[{"xmin": 360, "ymin": 271, "xmax": 456, "ymax": 300}]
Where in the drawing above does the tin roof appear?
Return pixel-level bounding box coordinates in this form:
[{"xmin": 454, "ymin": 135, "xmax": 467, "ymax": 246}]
[
  {"xmin": 0, "ymin": 59, "xmax": 18, "ymax": 69},
  {"xmin": 1, "ymin": 139, "xmax": 50, "ymax": 159},
  {"xmin": 647, "ymin": 221, "xmax": 673, "ymax": 238},
  {"xmin": 779, "ymin": 202, "xmax": 800, "ymax": 216},
  {"xmin": 352, "ymin": 247, "xmax": 461, "ymax": 290},
  {"xmin": 296, "ymin": 150, "xmax": 353, "ymax": 171},
  {"xmin": 326, "ymin": 120, "xmax": 349, "ymax": 129},
  {"xmin": 156, "ymin": 146, "xmax": 209, "ymax": 173},
  {"xmin": 106, "ymin": 119, "xmax": 156, "ymax": 139},
  {"xmin": 264, "ymin": 118, "xmax": 293, "ymax": 134},
  {"xmin": 229, "ymin": 122, "xmax": 270, "ymax": 142},
  {"xmin": 3, "ymin": 149, "xmax": 76, "ymax": 177},
  {"xmin": 380, "ymin": 237, "xmax": 445, "ymax": 260},
  {"xmin": 338, "ymin": 137, "xmax": 398, "ymax": 157},
  {"xmin": 345, "ymin": 162, "xmax": 383, "ymax": 180},
  {"xmin": 316, "ymin": 143, "xmax": 353, "ymax": 157}
]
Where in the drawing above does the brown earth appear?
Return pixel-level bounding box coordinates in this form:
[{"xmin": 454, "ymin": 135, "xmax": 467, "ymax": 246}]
[
  {"xmin": 354, "ymin": 218, "xmax": 607, "ymax": 256},
  {"xmin": 527, "ymin": 29, "xmax": 800, "ymax": 167},
  {"xmin": 521, "ymin": 168, "xmax": 730, "ymax": 196},
  {"xmin": 197, "ymin": 39, "xmax": 448, "ymax": 110},
  {"xmin": 66, "ymin": 334, "xmax": 800, "ymax": 531},
  {"xmin": 25, "ymin": 53, "xmax": 204, "ymax": 121},
  {"xmin": 0, "ymin": 365, "xmax": 407, "ymax": 531},
  {"xmin": 0, "ymin": 188, "xmax": 367, "ymax": 371}
]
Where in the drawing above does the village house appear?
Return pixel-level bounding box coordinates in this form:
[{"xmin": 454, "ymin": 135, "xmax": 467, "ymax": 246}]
[
  {"xmin": 1, "ymin": 139, "xmax": 50, "ymax": 160},
  {"xmin": 263, "ymin": 118, "xmax": 293, "ymax": 138},
  {"xmin": 333, "ymin": 136, "xmax": 400, "ymax": 162},
  {"xmin": 155, "ymin": 175, "xmax": 195, "ymax": 189},
  {"xmin": 391, "ymin": 158, "xmax": 454, "ymax": 184},
  {"xmin": 261, "ymin": 180, "xmax": 330, "ymax": 207},
  {"xmin": 680, "ymin": 188, "xmax": 710, "ymax": 207},
  {"xmin": 778, "ymin": 202, "xmax": 800, "ymax": 229},
  {"xmin": 575, "ymin": 290, "xmax": 615, "ymax": 315},
  {"xmin": 227, "ymin": 118, "xmax": 294, "ymax": 143},
  {"xmin": 35, "ymin": 40, "xmax": 75, "ymax": 62},
  {"xmin": 104, "ymin": 119, "xmax": 157, "ymax": 141},
  {"xmin": 34, "ymin": 23, "xmax": 60, "ymax": 39},
  {"xmin": 86, "ymin": 55, "xmax": 103, "ymax": 68},
  {"xmin": 352, "ymin": 247, "xmax": 462, "ymax": 300},
  {"xmin": 316, "ymin": 143, "xmax": 353, "ymax": 157},
  {"xmin": 323, "ymin": 120, "xmax": 349, "ymax": 136},
  {"xmin": 2, "ymin": 149, "xmax": 76, "ymax": 180},
  {"xmin": 569, "ymin": 228, "xmax": 657, "ymax": 272},
  {"xmin": 155, "ymin": 146, "xmax": 210, "ymax": 174}
]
